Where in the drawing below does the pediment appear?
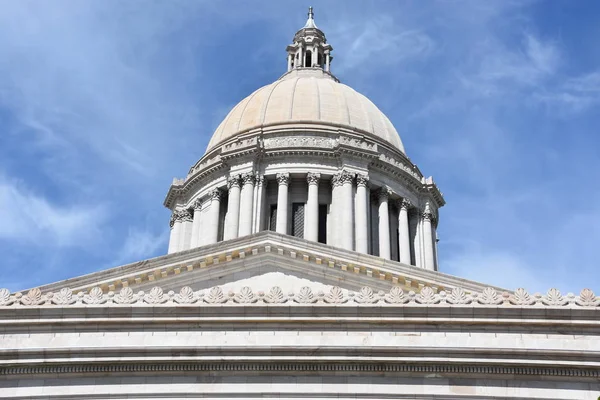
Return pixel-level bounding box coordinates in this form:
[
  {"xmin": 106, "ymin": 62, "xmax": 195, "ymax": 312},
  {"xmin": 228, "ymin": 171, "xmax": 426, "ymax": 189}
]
[{"xmin": 36, "ymin": 231, "xmax": 505, "ymax": 296}]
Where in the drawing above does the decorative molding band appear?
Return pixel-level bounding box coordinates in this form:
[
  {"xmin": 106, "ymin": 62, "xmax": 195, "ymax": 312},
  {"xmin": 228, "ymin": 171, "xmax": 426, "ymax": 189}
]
[
  {"xmin": 263, "ymin": 136, "xmax": 335, "ymax": 150},
  {"xmin": 1, "ymin": 286, "xmax": 598, "ymax": 308},
  {"xmin": 1, "ymin": 361, "xmax": 598, "ymax": 379}
]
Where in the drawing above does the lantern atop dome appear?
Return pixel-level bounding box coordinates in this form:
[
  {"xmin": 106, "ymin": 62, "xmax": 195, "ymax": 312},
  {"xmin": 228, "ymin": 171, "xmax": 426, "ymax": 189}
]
[{"xmin": 286, "ymin": 7, "xmax": 333, "ymax": 72}]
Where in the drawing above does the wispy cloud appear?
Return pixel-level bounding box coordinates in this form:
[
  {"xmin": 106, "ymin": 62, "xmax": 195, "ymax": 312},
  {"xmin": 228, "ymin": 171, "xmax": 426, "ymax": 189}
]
[
  {"xmin": 113, "ymin": 227, "xmax": 169, "ymax": 267},
  {"xmin": 534, "ymin": 70, "xmax": 600, "ymax": 113},
  {"xmin": 330, "ymin": 15, "xmax": 434, "ymax": 73},
  {"xmin": 0, "ymin": 175, "xmax": 107, "ymax": 246},
  {"xmin": 459, "ymin": 33, "xmax": 560, "ymax": 96}
]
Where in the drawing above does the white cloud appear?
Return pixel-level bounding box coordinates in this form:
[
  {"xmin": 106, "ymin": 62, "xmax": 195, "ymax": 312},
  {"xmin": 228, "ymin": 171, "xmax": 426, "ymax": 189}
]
[
  {"xmin": 113, "ymin": 227, "xmax": 169, "ymax": 266},
  {"xmin": 534, "ymin": 70, "xmax": 600, "ymax": 113},
  {"xmin": 330, "ymin": 15, "xmax": 434, "ymax": 73},
  {"xmin": 0, "ymin": 175, "xmax": 107, "ymax": 246}
]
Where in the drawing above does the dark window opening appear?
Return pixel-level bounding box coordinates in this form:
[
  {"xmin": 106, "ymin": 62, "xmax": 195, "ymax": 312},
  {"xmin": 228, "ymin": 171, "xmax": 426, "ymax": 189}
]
[
  {"xmin": 269, "ymin": 205, "xmax": 277, "ymax": 231},
  {"xmin": 218, "ymin": 196, "xmax": 228, "ymax": 242},
  {"xmin": 318, "ymin": 204, "xmax": 327, "ymax": 244},
  {"xmin": 292, "ymin": 203, "xmax": 305, "ymax": 239},
  {"xmin": 305, "ymin": 50, "xmax": 312, "ymax": 67}
]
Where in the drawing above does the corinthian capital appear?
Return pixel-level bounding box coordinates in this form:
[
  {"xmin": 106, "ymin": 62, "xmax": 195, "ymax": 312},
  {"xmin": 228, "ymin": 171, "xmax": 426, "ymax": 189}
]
[
  {"xmin": 422, "ymin": 203, "xmax": 435, "ymax": 222},
  {"xmin": 377, "ymin": 187, "xmax": 392, "ymax": 202},
  {"xmin": 307, "ymin": 172, "xmax": 321, "ymax": 185},
  {"xmin": 241, "ymin": 172, "xmax": 255, "ymax": 185},
  {"xmin": 209, "ymin": 189, "xmax": 224, "ymax": 201},
  {"xmin": 276, "ymin": 173, "xmax": 290, "ymax": 186},
  {"xmin": 192, "ymin": 198, "xmax": 203, "ymax": 210},
  {"xmin": 174, "ymin": 209, "xmax": 193, "ymax": 223},
  {"xmin": 332, "ymin": 170, "xmax": 354, "ymax": 187},
  {"xmin": 356, "ymin": 174, "xmax": 369, "ymax": 187},
  {"xmin": 227, "ymin": 175, "xmax": 241, "ymax": 189},
  {"xmin": 398, "ymin": 198, "xmax": 411, "ymax": 210},
  {"xmin": 255, "ymin": 175, "xmax": 266, "ymax": 186}
]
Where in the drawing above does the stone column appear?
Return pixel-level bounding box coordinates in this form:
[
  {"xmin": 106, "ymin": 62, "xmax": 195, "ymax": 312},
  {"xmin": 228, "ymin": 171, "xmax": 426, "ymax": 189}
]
[
  {"xmin": 338, "ymin": 171, "xmax": 354, "ymax": 251},
  {"xmin": 205, "ymin": 189, "xmax": 223, "ymax": 245},
  {"xmin": 275, "ymin": 173, "xmax": 290, "ymax": 234},
  {"xmin": 253, "ymin": 176, "xmax": 266, "ymax": 232},
  {"xmin": 330, "ymin": 174, "xmax": 343, "ymax": 247},
  {"xmin": 422, "ymin": 203, "xmax": 436, "ymax": 271},
  {"xmin": 224, "ymin": 176, "xmax": 241, "ymax": 240},
  {"xmin": 325, "ymin": 53, "xmax": 330, "ymax": 71},
  {"xmin": 190, "ymin": 198, "xmax": 204, "ymax": 248},
  {"xmin": 355, "ymin": 174, "xmax": 369, "ymax": 254},
  {"xmin": 167, "ymin": 212, "xmax": 179, "ymax": 254},
  {"xmin": 398, "ymin": 198, "xmax": 411, "ymax": 264},
  {"xmin": 299, "ymin": 46, "xmax": 304, "ymax": 68},
  {"xmin": 378, "ymin": 188, "xmax": 391, "ymax": 260},
  {"xmin": 287, "ymin": 54, "xmax": 292, "ymax": 71},
  {"xmin": 238, "ymin": 173, "xmax": 255, "ymax": 237},
  {"xmin": 305, "ymin": 173, "xmax": 320, "ymax": 242},
  {"xmin": 178, "ymin": 209, "xmax": 194, "ymax": 251}
]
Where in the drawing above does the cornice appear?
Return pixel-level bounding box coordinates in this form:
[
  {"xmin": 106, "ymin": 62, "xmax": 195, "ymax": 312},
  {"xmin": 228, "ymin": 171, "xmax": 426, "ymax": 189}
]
[{"xmin": 30, "ymin": 232, "xmax": 501, "ymax": 296}]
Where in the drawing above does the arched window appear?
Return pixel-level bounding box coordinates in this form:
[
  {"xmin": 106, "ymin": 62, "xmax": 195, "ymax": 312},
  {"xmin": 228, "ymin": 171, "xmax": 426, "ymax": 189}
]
[{"xmin": 305, "ymin": 50, "xmax": 312, "ymax": 67}]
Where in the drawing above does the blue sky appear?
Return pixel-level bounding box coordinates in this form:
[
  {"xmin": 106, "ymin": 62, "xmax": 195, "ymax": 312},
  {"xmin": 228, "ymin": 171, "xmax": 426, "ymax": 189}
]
[{"xmin": 0, "ymin": 0, "xmax": 599, "ymax": 293}]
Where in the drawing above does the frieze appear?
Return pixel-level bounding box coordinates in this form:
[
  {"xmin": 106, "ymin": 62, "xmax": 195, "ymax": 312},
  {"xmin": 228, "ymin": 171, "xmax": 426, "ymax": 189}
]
[
  {"xmin": 222, "ymin": 138, "xmax": 257, "ymax": 152},
  {"xmin": 1, "ymin": 286, "xmax": 598, "ymax": 308},
  {"xmin": 338, "ymin": 135, "xmax": 376, "ymax": 151},
  {"xmin": 263, "ymin": 136, "xmax": 335, "ymax": 149}
]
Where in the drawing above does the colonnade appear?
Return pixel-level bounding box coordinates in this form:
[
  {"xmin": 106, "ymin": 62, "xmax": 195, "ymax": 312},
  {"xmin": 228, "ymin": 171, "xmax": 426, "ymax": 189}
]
[{"xmin": 168, "ymin": 171, "xmax": 438, "ymax": 270}]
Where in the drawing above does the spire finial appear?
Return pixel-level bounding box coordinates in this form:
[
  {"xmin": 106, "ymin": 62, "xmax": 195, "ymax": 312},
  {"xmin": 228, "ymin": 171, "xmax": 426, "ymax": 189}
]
[{"xmin": 308, "ymin": 6, "xmax": 314, "ymax": 19}]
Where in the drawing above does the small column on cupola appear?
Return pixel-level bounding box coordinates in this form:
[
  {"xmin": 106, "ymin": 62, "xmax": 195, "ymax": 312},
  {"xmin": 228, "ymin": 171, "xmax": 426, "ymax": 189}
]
[{"xmin": 286, "ymin": 7, "xmax": 333, "ymax": 71}]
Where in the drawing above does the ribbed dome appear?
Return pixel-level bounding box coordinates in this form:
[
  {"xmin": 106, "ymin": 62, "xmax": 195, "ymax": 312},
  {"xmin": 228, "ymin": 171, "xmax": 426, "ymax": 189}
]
[{"xmin": 207, "ymin": 70, "xmax": 405, "ymax": 153}]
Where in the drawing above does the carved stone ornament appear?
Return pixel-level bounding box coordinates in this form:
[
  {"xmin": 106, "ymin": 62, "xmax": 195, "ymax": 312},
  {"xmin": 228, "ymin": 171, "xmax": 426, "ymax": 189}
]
[
  {"xmin": 263, "ymin": 136, "xmax": 335, "ymax": 150},
  {"xmin": 174, "ymin": 209, "xmax": 193, "ymax": 223},
  {"xmin": 422, "ymin": 202, "xmax": 435, "ymax": 222},
  {"xmin": 276, "ymin": 173, "xmax": 290, "ymax": 186},
  {"xmin": 399, "ymin": 198, "xmax": 411, "ymax": 210},
  {"xmin": 192, "ymin": 198, "xmax": 203, "ymax": 210},
  {"xmin": 331, "ymin": 170, "xmax": 354, "ymax": 187},
  {"xmin": 378, "ymin": 187, "xmax": 392, "ymax": 201},
  {"xmin": 355, "ymin": 174, "xmax": 369, "ymax": 187},
  {"xmin": 306, "ymin": 172, "xmax": 321, "ymax": 185},
  {"xmin": 169, "ymin": 213, "xmax": 176, "ymax": 228},
  {"xmin": 241, "ymin": 172, "xmax": 255, "ymax": 185},
  {"xmin": 3, "ymin": 285, "xmax": 598, "ymax": 308},
  {"xmin": 227, "ymin": 175, "xmax": 241, "ymax": 189},
  {"xmin": 255, "ymin": 175, "xmax": 266, "ymax": 186},
  {"xmin": 209, "ymin": 188, "xmax": 224, "ymax": 201}
]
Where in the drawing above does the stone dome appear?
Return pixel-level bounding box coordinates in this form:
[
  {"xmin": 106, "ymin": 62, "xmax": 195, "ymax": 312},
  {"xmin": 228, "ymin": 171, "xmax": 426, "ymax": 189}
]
[{"xmin": 207, "ymin": 70, "xmax": 405, "ymax": 153}]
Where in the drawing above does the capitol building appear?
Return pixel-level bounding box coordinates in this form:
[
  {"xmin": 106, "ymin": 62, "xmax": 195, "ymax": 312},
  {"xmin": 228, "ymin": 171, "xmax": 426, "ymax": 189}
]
[{"xmin": 0, "ymin": 9, "xmax": 598, "ymax": 400}]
